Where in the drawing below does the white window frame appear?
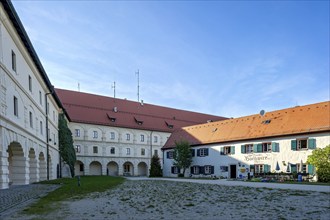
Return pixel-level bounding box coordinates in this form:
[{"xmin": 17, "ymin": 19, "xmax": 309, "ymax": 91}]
[
  {"xmin": 254, "ymin": 164, "xmax": 264, "ymax": 174},
  {"xmin": 154, "ymin": 136, "xmax": 158, "ymax": 143},
  {"xmin": 223, "ymin": 146, "xmax": 231, "ymax": 155},
  {"xmin": 262, "ymin": 142, "xmax": 272, "ymax": 152},
  {"xmin": 297, "ymin": 139, "xmax": 308, "ymax": 150},
  {"xmin": 93, "ymin": 131, "xmax": 98, "ymax": 139},
  {"xmin": 126, "ymin": 148, "xmax": 130, "ymax": 155},
  {"xmin": 76, "ymin": 145, "xmax": 81, "ymax": 153},
  {"xmin": 126, "ymin": 133, "xmax": 130, "ymax": 141},
  {"xmin": 192, "ymin": 166, "xmax": 199, "ymax": 174},
  {"xmin": 75, "ymin": 129, "xmax": 80, "ymax": 137},
  {"xmin": 168, "ymin": 151, "xmax": 174, "ymax": 159},
  {"xmin": 200, "ymin": 148, "xmax": 208, "ymax": 157},
  {"xmin": 245, "ymin": 144, "xmax": 253, "ymax": 153},
  {"xmin": 140, "ymin": 134, "xmax": 144, "ymax": 142},
  {"xmin": 204, "ymin": 165, "xmax": 212, "ymax": 174},
  {"xmin": 110, "ymin": 132, "xmax": 115, "ymax": 140}
]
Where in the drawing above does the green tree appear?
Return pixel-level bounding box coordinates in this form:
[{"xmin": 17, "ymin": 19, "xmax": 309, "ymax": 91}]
[
  {"xmin": 58, "ymin": 113, "xmax": 76, "ymax": 177},
  {"xmin": 173, "ymin": 140, "xmax": 192, "ymax": 177},
  {"xmin": 149, "ymin": 154, "xmax": 162, "ymax": 177},
  {"xmin": 307, "ymin": 145, "xmax": 330, "ymax": 182}
]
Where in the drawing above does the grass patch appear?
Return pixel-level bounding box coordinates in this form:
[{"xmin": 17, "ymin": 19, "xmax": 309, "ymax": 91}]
[{"xmin": 24, "ymin": 176, "xmax": 124, "ymax": 215}]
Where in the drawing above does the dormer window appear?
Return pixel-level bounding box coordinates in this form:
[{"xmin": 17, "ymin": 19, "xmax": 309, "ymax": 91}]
[
  {"xmin": 134, "ymin": 117, "xmax": 143, "ymax": 125},
  {"xmin": 107, "ymin": 113, "xmax": 116, "ymax": 122},
  {"xmin": 165, "ymin": 121, "xmax": 174, "ymax": 129}
]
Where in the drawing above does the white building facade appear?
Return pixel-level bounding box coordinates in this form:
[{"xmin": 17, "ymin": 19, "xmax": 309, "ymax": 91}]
[
  {"xmin": 163, "ymin": 102, "xmax": 330, "ymax": 181},
  {"xmin": 0, "ymin": 1, "xmax": 63, "ymax": 189}
]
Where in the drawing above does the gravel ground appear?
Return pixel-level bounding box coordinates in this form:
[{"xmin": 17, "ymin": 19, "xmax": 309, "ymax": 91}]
[{"xmin": 6, "ymin": 179, "xmax": 330, "ymax": 220}]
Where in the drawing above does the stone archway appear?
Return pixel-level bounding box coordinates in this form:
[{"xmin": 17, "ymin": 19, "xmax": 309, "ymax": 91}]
[
  {"xmin": 107, "ymin": 161, "xmax": 118, "ymax": 176},
  {"xmin": 89, "ymin": 161, "xmax": 102, "ymax": 175},
  {"xmin": 39, "ymin": 152, "xmax": 47, "ymax": 181},
  {"xmin": 28, "ymin": 148, "xmax": 38, "ymax": 183},
  {"xmin": 74, "ymin": 160, "xmax": 84, "ymax": 176},
  {"xmin": 123, "ymin": 161, "xmax": 134, "ymax": 176},
  {"xmin": 138, "ymin": 162, "xmax": 148, "ymax": 176},
  {"xmin": 7, "ymin": 142, "xmax": 26, "ymax": 185}
]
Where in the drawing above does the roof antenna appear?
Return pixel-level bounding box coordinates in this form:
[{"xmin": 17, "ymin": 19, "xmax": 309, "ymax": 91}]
[
  {"xmin": 78, "ymin": 82, "xmax": 80, "ymax": 92},
  {"xmin": 135, "ymin": 69, "xmax": 140, "ymax": 102},
  {"xmin": 112, "ymin": 81, "xmax": 116, "ymax": 98}
]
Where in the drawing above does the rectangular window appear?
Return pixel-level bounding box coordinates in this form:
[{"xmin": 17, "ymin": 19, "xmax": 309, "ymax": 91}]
[
  {"xmin": 40, "ymin": 121, "xmax": 43, "ymax": 135},
  {"xmin": 297, "ymin": 163, "xmax": 307, "ymax": 173},
  {"xmin": 93, "ymin": 131, "xmax": 98, "ymax": 139},
  {"xmin": 141, "ymin": 148, "xmax": 145, "ymax": 156},
  {"xmin": 220, "ymin": 166, "xmax": 229, "ymax": 172},
  {"xmin": 110, "ymin": 132, "xmax": 115, "ymax": 140},
  {"xmin": 298, "ymin": 139, "xmax": 308, "ymax": 150},
  {"xmin": 14, "ymin": 96, "xmax": 18, "ymax": 116},
  {"xmin": 197, "ymin": 148, "xmax": 209, "ymax": 157},
  {"xmin": 254, "ymin": 164, "xmax": 271, "ymax": 174},
  {"xmin": 167, "ymin": 151, "xmax": 174, "ymax": 159},
  {"xmin": 221, "ymin": 146, "xmax": 235, "ymax": 155},
  {"xmin": 12, "ymin": 50, "xmax": 16, "ymax": 72},
  {"xmin": 140, "ymin": 134, "xmax": 144, "ymax": 142},
  {"xmin": 191, "ymin": 166, "xmax": 200, "ymax": 175},
  {"xmin": 75, "ymin": 129, "xmax": 80, "ymax": 137},
  {"xmin": 126, "ymin": 148, "xmax": 130, "ymax": 155},
  {"xmin": 93, "ymin": 146, "xmax": 98, "ymax": 154},
  {"xmin": 154, "ymin": 149, "xmax": 158, "ymax": 156},
  {"xmin": 28, "ymin": 75, "xmax": 32, "ymax": 92},
  {"xmin": 204, "ymin": 165, "xmax": 212, "ymax": 175},
  {"xmin": 76, "ymin": 145, "xmax": 81, "ymax": 153},
  {"xmin": 110, "ymin": 147, "xmax": 115, "ymax": 154},
  {"xmin": 154, "ymin": 136, "xmax": 158, "ymax": 143},
  {"xmin": 79, "ymin": 164, "xmax": 84, "ymax": 172},
  {"xmin": 171, "ymin": 166, "xmax": 179, "ymax": 174},
  {"xmin": 53, "ymin": 133, "xmax": 56, "ymax": 144},
  {"xmin": 29, "ymin": 111, "xmax": 33, "ymax": 128},
  {"xmin": 241, "ymin": 144, "xmax": 253, "ymax": 154},
  {"xmin": 262, "ymin": 143, "xmax": 272, "ymax": 152},
  {"xmin": 39, "ymin": 91, "xmax": 42, "ymax": 105},
  {"xmin": 126, "ymin": 133, "xmax": 130, "ymax": 141}
]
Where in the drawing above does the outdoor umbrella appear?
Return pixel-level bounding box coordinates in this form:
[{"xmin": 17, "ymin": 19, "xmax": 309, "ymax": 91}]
[
  {"xmin": 276, "ymin": 161, "xmax": 280, "ymax": 172},
  {"xmin": 300, "ymin": 160, "xmax": 303, "ymax": 173},
  {"xmin": 286, "ymin": 162, "xmax": 291, "ymax": 173}
]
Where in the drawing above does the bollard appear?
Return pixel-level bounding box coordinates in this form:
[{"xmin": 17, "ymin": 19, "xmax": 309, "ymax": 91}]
[{"xmin": 77, "ymin": 175, "xmax": 81, "ymax": 186}]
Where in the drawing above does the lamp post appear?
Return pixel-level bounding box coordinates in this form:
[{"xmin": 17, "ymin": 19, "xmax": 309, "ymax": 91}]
[{"xmin": 45, "ymin": 91, "xmax": 53, "ymax": 180}]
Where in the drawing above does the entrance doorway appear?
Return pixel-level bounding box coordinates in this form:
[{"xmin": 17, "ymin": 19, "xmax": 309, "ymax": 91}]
[{"xmin": 230, "ymin": 164, "xmax": 237, "ymax": 179}]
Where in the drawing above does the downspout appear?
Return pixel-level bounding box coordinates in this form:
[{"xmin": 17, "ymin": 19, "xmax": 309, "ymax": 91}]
[
  {"xmin": 150, "ymin": 131, "xmax": 153, "ymax": 169},
  {"xmin": 45, "ymin": 90, "xmax": 53, "ymax": 180}
]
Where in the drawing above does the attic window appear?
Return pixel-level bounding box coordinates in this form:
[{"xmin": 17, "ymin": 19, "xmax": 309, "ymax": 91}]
[
  {"xmin": 207, "ymin": 120, "xmax": 213, "ymax": 123},
  {"xmin": 134, "ymin": 117, "xmax": 143, "ymax": 125},
  {"xmin": 165, "ymin": 121, "xmax": 174, "ymax": 129},
  {"xmin": 212, "ymin": 128, "xmax": 218, "ymax": 132},
  {"xmin": 106, "ymin": 113, "xmax": 116, "ymax": 122},
  {"xmin": 262, "ymin": 119, "xmax": 271, "ymax": 124}
]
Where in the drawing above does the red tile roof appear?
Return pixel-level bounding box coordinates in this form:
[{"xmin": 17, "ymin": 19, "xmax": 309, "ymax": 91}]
[
  {"xmin": 55, "ymin": 88, "xmax": 227, "ymax": 132},
  {"xmin": 162, "ymin": 101, "xmax": 330, "ymax": 149}
]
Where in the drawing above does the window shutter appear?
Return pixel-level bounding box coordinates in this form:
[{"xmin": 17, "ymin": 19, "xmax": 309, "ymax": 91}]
[
  {"xmin": 191, "ymin": 149, "xmax": 195, "ymax": 157},
  {"xmin": 253, "ymin": 144, "xmax": 258, "ymax": 153},
  {"xmin": 290, "ymin": 164, "xmax": 297, "ymax": 173},
  {"xmin": 291, "ymin": 140, "xmax": 297, "ymax": 151},
  {"xmin": 308, "ymin": 164, "xmax": 315, "ymax": 174},
  {"xmin": 211, "ymin": 166, "xmax": 214, "ymax": 174},
  {"xmin": 171, "ymin": 166, "xmax": 174, "ymax": 174},
  {"xmin": 178, "ymin": 167, "xmax": 181, "ymax": 174},
  {"xmin": 205, "ymin": 148, "xmax": 209, "ymax": 156},
  {"xmin": 197, "ymin": 149, "xmax": 201, "ymax": 157},
  {"xmin": 241, "ymin": 145, "xmax": 246, "ymax": 154},
  {"xmin": 272, "ymin": 142, "xmax": 279, "ymax": 152},
  {"xmin": 231, "ymin": 146, "xmax": 235, "ymax": 154},
  {"xmin": 220, "ymin": 147, "xmax": 224, "ymax": 155},
  {"xmin": 308, "ymin": 138, "xmax": 316, "ymax": 149},
  {"xmin": 190, "ymin": 166, "xmax": 194, "ymax": 174},
  {"xmin": 250, "ymin": 164, "xmax": 254, "ymax": 171},
  {"xmin": 264, "ymin": 164, "xmax": 270, "ymax": 173},
  {"xmin": 257, "ymin": 144, "xmax": 262, "ymax": 153},
  {"xmin": 166, "ymin": 152, "xmax": 170, "ymax": 159}
]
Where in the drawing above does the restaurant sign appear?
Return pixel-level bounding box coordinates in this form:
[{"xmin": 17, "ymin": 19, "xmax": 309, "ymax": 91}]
[{"xmin": 244, "ymin": 154, "xmax": 270, "ymax": 162}]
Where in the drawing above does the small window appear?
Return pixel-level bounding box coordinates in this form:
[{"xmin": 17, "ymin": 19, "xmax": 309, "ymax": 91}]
[
  {"xmin": 11, "ymin": 50, "xmax": 16, "ymax": 72},
  {"xmin": 126, "ymin": 148, "xmax": 130, "ymax": 155},
  {"xmin": 221, "ymin": 146, "xmax": 235, "ymax": 155},
  {"xmin": 93, "ymin": 146, "xmax": 98, "ymax": 154},
  {"xmin": 197, "ymin": 148, "xmax": 209, "ymax": 157},
  {"xmin": 28, "ymin": 75, "xmax": 32, "ymax": 92},
  {"xmin": 140, "ymin": 134, "xmax": 144, "ymax": 142},
  {"xmin": 171, "ymin": 166, "xmax": 180, "ymax": 174},
  {"xmin": 110, "ymin": 147, "xmax": 115, "ymax": 154},
  {"xmin": 297, "ymin": 163, "xmax": 307, "ymax": 173},
  {"xmin": 126, "ymin": 133, "xmax": 130, "ymax": 141},
  {"xmin": 204, "ymin": 165, "xmax": 212, "ymax": 174},
  {"xmin": 93, "ymin": 131, "xmax": 98, "ymax": 139},
  {"xmin": 141, "ymin": 148, "xmax": 145, "ymax": 156},
  {"xmin": 191, "ymin": 166, "xmax": 200, "ymax": 175},
  {"xmin": 220, "ymin": 166, "xmax": 229, "ymax": 172},
  {"xmin": 154, "ymin": 136, "xmax": 158, "ymax": 143},
  {"xmin": 40, "ymin": 121, "xmax": 43, "ymax": 135},
  {"xmin": 110, "ymin": 132, "xmax": 115, "ymax": 140},
  {"xmin": 298, "ymin": 139, "xmax": 307, "ymax": 150},
  {"xmin": 76, "ymin": 145, "xmax": 81, "ymax": 153},
  {"xmin": 29, "ymin": 111, "xmax": 33, "ymax": 128},
  {"xmin": 75, "ymin": 129, "xmax": 80, "ymax": 137},
  {"xmin": 14, "ymin": 96, "xmax": 18, "ymax": 116},
  {"xmin": 53, "ymin": 111, "xmax": 55, "ymax": 121},
  {"xmin": 39, "ymin": 91, "xmax": 42, "ymax": 105},
  {"xmin": 154, "ymin": 149, "xmax": 158, "ymax": 156},
  {"xmin": 241, "ymin": 144, "xmax": 253, "ymax": 154},
  {"xmin": 262, "ymin": 143, "xmax": 272, "ymax": 152},
  {"xmin": 167, "ymin": 151, "xmax": 174, "ymax": 159}
]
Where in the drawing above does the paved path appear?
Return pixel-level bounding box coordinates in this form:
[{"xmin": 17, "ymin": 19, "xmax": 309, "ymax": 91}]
[
  {"xmin": 126, "ymin": 177, "xmax": 330, "ymax": 192},
  {"xmin": 0, "ymin": 184, "xmax": 59, "ymax": 218}
]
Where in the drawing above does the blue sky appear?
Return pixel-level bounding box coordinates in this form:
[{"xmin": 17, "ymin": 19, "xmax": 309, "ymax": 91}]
[{"xmin": 12, "ymin": 1, "xmax": 329, "ymax": 118}]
